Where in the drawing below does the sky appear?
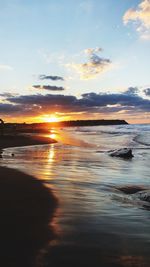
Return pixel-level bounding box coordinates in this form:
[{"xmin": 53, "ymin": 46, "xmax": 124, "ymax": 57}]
[{"xmin": 0, "ymin": 0, "xmax": 150, "ymax": 123}]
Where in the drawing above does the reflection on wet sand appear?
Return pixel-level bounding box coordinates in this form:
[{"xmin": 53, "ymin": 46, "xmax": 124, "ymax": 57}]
[
  {"xmin": 118, "ymin": 255, "xmax": 146, "ymax": 267},
  {"xmin": 0, "ymin": 167, "xmax": 57, "ymax": 267},
  {"xmin": 49, "ymin": 128, "xmax": 95, "ymax": 148},
  {"xmin": 45, "ymin": 248, "xmax": 148, "ymax": 267}
]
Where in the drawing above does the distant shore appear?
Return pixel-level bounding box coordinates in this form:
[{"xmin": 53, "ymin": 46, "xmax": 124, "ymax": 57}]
[
  {"xmin": 5, "ymin": 119, "xmax": 128, "ymax": 134},
  {"xmin": 0, "ymin": 133, "xmax": 57, "ymax": 150}
]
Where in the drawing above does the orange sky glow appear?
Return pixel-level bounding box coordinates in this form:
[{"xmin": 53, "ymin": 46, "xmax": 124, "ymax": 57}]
[{"xmin": 2, "ymin": 111, "xmax": 150, "ymax": 125}]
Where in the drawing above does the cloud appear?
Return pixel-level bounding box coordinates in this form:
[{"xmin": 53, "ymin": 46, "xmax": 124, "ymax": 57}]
[
  {"xmin": 7, "ymin": 94, "xmax": 76, "ymax": 107},
  {"xmin": 0, "ymin": 103, "xmax": 21, "ymax": 114},
  {"xmin": 0, "ymin": 64, "xmax": 13, "ymax": 71},
  {"xmin": 123, "ymin": 0, "xmax": 150, "ymax": 39},
  {"xmin": 144, "ymin": 88, "xmax": 150, "ymax": 95},
  {"xmin": 4, "ymin": 87, "xmax": 150, "ymax": 117},
  {"xmin": 67, "ymin": 48, "xmax": 112, "ymax": 80},
  {"xmin": 0, "ymin": 93, "xmax": 15, "ymax": 98},
  {"xmin": 78, "ymin": 91, "xmax": 150, "ymax": 111},
  {"xmin": 39, "ymin": 75, "xmax": 64, "ymax": 81},
  {"xmin": 32, "ymin": 85, "xmax": 65, "ymax": 91},
  {"xmin": 124, "ymin": 87, "xmax": 139, "ymax": 95}
]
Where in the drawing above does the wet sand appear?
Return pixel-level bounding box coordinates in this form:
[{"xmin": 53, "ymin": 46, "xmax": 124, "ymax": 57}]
[
  {"xmin": 0, "ymin": 134, "xmax": 56, "ymax": 150},
  {"xmin": 0, "ymin": 135, "xmax": 58, "ymax": 267},
  {"xmin": 0, "ymin": 166, "xmax": 58, "ymax": 267}
]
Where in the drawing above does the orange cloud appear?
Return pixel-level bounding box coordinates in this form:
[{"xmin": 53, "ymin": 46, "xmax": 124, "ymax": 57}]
[
  {"xmin": 123, "ymin": 0, "xmax": 150, "ymax": 40},
  {"xmin": 67, "ymin": 48, "xmax": 112, "ymax": 80}
]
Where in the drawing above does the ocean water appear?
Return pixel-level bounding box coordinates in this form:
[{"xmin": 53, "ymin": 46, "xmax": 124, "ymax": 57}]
[{"xmin": 1, "ymin": 124, "xmax": 150, "ymax": 267}]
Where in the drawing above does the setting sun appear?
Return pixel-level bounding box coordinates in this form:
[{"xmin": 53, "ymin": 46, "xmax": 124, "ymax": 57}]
[{"xmin": 43, "ymin": 115, "xmax": 60, "ymax": 123}]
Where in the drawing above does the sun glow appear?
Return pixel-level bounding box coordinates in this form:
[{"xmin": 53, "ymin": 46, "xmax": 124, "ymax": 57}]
[{"xmin": 43, "ymin": 115, "xmax": 60, "ymax": 123}]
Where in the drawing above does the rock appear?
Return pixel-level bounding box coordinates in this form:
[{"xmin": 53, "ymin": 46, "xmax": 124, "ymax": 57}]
[
  {"xmin": 136, "ymin": 190, "xmax": 150, "ymax": 203},
  {"xmin": 109, "ymin": 148, "xmax": 134, "ymax": 159},
  {"xmin": 117, "ymin": 185, "xmax": 145, "ymax": 194}
]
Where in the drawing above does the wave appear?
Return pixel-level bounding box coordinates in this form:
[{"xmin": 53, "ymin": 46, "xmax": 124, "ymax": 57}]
[
  {"xmin": 116, "ymin": 185, "xmax": 147, "ymax": 195},
  {"xmin": 133, "ymin": 134, "xmax": 150, "ymax": 146},
  {"xmin": 113, "ymin": 185, "xmax": 150, "ymax": 210},
  {"xmin": 75, "ymin": 125, "xmax": 140, "ymax": 136}
]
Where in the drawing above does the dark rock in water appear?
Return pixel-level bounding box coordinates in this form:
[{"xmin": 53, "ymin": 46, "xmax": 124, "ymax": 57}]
[
  {"xmin": 136, "ymin": 190, "xmax": 150, "ymax": 203},
  {"xmin": 109, "ymin": 148, "xmax": 134, "ymax": 159},
  {"xmin": 11, "ymin": 153, "xmax": 15, "ymax": 157},
  {"xmin": 117, "ymin": 185, "xmax": 145, "ymax": 194},
  {"xmin": 117, "ymin": 185, "xmax": 150, "ymax": 204}
]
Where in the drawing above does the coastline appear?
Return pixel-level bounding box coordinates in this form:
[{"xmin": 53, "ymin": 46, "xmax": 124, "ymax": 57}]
[{"xmin": 0, "ymin": 135, "xmax": 58, "ymax": 266}]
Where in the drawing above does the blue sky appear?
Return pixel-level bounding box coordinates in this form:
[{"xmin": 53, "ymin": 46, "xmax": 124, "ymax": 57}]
[{"xmin": 0, "ymin": 0, "xmax": 150, "ymax": 123}]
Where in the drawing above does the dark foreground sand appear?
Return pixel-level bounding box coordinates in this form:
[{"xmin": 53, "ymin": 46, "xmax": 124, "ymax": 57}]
[
  {"xmin": 0, "ymin": 135, "xmax": 58, "ymax": 267},
  {"xmin": 0, "ymin": 134, "xmax": 56, "ymax": 150}
]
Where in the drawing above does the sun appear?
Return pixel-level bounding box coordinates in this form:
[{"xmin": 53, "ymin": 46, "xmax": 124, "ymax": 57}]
[{"xmin": 44, "ymin": 115, "xmax": 59, "ymax": 123}]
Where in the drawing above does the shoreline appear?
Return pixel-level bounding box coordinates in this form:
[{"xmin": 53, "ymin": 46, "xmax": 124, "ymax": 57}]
[{"xmin": 0, "ymin": 133, "xmax": 57, "ymax": 150}]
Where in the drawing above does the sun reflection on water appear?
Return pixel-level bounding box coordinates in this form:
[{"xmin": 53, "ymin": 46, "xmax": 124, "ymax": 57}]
[
  {"xmin": 48, "ymin": 128, "xmax": 95, "ymax": 147},
  {"xmin": 50, "ymin": 133, "xmax": 57, "ymax": 140},
  {"xmin": 48, "ymin": 144, "xmax": 55, "ymax": 163}
]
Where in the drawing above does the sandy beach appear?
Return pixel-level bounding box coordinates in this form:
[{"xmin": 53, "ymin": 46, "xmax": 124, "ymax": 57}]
[
  {"xmin": 0, "ymin": 134, "xmax": 57, "ymax": 150},
  {"xmin": 0, "ymin": 135, "xmax": 58, "ymax": 267}
]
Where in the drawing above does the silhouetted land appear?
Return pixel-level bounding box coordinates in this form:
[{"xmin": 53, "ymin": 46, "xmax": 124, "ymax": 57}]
[
  {"xmin": 54, "ymin": 119, "xmax": 128, "ymax": 127},
  {"xmin": 5, "ymin": 119, "xmax": 128, "ymax": 134}
]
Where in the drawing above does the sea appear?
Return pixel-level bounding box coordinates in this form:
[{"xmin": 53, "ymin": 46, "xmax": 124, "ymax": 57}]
[{"xmin": 1, "ymin": 124, "xmax": 150, "ymax": 267}]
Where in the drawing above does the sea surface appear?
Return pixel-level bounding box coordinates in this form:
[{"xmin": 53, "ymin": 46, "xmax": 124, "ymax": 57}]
[{"xmin": 1, "ymin": 124, "xmax": 150, "ymax": 267}]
